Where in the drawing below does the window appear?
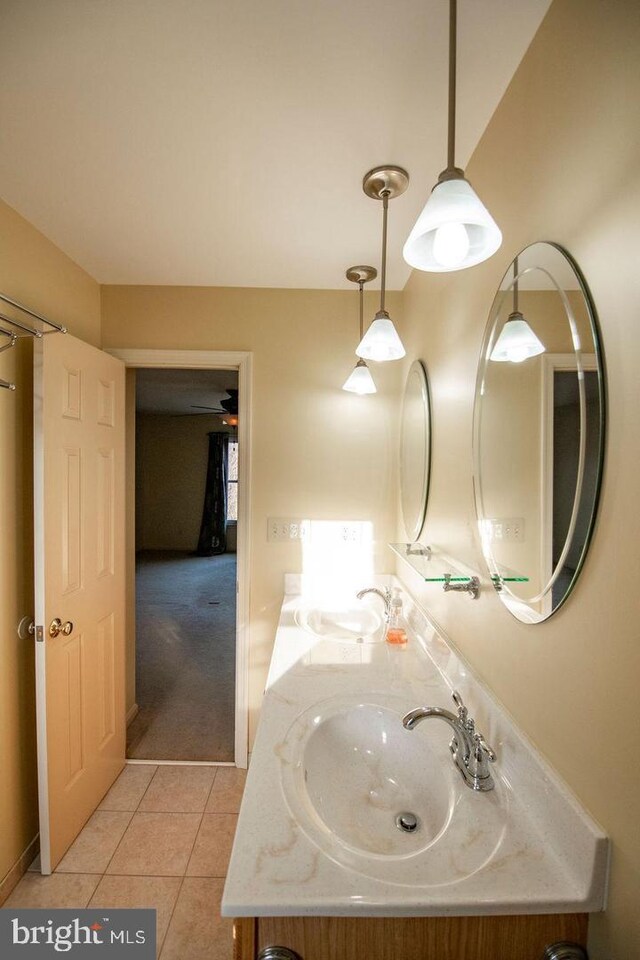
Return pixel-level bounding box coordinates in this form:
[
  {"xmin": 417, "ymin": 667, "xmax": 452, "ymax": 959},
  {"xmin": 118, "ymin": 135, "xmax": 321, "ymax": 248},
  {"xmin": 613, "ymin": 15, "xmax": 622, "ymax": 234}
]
[{"xmin": 227, "ymin": 439, "xmax": 238, "ymax": 522}]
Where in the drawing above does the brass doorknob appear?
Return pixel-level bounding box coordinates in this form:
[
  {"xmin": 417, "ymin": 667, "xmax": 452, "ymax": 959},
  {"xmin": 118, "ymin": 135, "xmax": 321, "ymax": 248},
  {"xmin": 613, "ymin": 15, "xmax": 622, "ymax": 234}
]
[{"xmin": 48, "ymin": 618, "xmax": 74, "ymax": 638}]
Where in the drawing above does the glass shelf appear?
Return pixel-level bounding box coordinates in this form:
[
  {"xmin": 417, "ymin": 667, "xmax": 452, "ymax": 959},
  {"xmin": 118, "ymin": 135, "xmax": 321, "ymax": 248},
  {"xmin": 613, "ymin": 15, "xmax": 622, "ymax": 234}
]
[
  {"xmin": 389, "ymin": 543, "xmax": 474, "ymax": 582},
  {"xmin": 389, "ymin": 543, "xmax": 529, "ymax": 584}
]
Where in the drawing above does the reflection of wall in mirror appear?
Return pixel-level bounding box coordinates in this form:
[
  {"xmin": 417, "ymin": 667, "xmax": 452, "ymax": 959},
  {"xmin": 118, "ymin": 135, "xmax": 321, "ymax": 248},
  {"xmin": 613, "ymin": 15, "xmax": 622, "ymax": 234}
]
[
  {"xmin": 481, "ymin": 288, "xmax": 595, "ymax": 608},
  {"xmin": 481, "ymin": 343, "xmax": 543, "ymax": 604},
  {"xmin": 552, "ymin": 372, "xmax": 600, "ymax": 606}
]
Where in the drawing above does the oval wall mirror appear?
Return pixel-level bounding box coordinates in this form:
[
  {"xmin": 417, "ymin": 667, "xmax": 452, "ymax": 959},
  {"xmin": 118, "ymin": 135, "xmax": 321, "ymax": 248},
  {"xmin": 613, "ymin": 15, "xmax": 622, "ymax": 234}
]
[
  {"xmin": 473, "ymin": 242, "xmax": 605, "ymax": 623},
  {"xmin": 400, "ymin": 359, "xmax": 431, "ymax": 542}
]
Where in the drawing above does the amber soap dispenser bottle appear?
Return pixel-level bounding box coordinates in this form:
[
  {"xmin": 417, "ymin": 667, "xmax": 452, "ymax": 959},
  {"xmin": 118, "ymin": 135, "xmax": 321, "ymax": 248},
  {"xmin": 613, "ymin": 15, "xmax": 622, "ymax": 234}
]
[{"xmin": 386, "ymin": 588, "xmax": 408, "ymax": 646}]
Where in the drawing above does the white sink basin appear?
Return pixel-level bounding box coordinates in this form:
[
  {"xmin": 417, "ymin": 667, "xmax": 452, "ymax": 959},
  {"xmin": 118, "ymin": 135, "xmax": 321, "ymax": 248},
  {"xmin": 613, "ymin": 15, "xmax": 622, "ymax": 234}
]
[
  {"xmin": 281, "ymin": 695, "xmax": 509, "ymax": 885},
  {"xmin": 294, "ymin": 605, "xmax": 384, "ymax": 643}
]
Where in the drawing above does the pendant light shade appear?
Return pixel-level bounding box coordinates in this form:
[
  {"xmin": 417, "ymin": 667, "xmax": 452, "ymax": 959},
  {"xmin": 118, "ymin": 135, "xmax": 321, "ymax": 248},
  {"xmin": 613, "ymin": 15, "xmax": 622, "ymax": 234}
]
[
  {"xmin": 403, "ymin": 175, "xmax": 502, "ymax": 272},
  {"xmin": 404, "ymin": 0, "xmax": 501, "ymax": 273},
  {"xmin": 343, "ymin": 265, "xmax": 378, "ymax": 394},
  {"xmin": 356, "ymin": 310, "xmax": 406, "ymax": 361},
  {"xmin": 356, "ymin": 165, "xmax": 409, "ymax": 362},
  {"xmin": 343, "ymin": 358, "xmax": 377, "ymax": 394},
  {"xmin": 490, "ymin": 312, "xmax": 545, "ymax": 363},
  {"xmin": 489, "ymin": 256, "xmax": 544, "ymax": 363}
]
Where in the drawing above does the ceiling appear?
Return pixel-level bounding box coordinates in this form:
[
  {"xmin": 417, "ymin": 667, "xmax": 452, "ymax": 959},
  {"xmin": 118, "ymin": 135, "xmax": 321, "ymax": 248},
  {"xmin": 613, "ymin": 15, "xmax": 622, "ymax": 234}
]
[
  {"xmin": 0, "ymin": 0, "xmax": 551, "ymax": 290},
  {"xmin": 136, "ymin": 368, "xmax": 238, "ymax": 415}
]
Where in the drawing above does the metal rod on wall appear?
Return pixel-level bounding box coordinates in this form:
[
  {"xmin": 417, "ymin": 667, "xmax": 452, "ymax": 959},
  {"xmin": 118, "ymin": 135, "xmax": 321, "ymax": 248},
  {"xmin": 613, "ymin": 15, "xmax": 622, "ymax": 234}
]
[
  {"xmin": 0, "ymin": 293, "xmax": 66, "ymax": 394},
  {"xmin": 0, "ymin": 292, "xmax": 66, "ymax": 333}
]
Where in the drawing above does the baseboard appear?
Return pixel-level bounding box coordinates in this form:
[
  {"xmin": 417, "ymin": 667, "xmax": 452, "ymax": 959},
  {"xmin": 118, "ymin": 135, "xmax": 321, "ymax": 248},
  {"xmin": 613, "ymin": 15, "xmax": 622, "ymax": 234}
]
[
  {"xmin": 126, "ymin": 703, "xmax": 139, "ymax": 725},
  {"xmin": 0, "ymin": 835, "xmax": 40, "ymax": 906}
]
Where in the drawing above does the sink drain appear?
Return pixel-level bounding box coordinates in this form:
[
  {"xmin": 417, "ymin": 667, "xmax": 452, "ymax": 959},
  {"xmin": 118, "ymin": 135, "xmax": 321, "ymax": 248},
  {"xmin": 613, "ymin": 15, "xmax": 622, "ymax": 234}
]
[{"xmin": 395, "ymin": 811, "xmax": 420, "ymax": 833}]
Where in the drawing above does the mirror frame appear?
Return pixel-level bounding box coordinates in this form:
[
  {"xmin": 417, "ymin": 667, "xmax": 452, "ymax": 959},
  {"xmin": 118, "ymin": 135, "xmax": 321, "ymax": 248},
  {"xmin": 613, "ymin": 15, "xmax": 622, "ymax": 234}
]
[
  {"xmin": 400, "ymin": 359, "xmax": 432, "ymax": 543},
  {"xmin": 472, "ymin": 241, "xmax": 607, "ymax": 623}
]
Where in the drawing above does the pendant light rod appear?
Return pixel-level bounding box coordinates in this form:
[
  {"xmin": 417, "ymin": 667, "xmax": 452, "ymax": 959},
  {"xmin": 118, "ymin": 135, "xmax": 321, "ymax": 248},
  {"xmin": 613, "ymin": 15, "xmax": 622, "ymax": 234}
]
[
  {"xmin": 344, "ymin": 265, "xmax": 378, "ymax": 395},
  {"xmin": 380, "ymin": 195, "xmax": 389, "ymax": 312},
  {"xmin": 346, "ymin": 265, "xmax": 377, "ymax": 341},
  {"xmin": 513, "ymin": 255, "xmax": 519, "ymax": 313},
  {"xmin": 447, "ymin": 0, "xmax": 457, "ymax": 173}
]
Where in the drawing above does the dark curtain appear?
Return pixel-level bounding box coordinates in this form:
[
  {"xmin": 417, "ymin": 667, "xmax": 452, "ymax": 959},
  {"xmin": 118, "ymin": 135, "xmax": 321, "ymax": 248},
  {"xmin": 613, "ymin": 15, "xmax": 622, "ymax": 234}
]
[{"xmin": 196, "ymin": 432, "xmax": 229, "ymax": 556}]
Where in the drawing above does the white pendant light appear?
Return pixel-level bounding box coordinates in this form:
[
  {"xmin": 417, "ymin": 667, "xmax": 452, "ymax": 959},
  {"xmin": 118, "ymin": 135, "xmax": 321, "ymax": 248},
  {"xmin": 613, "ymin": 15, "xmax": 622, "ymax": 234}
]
[
  {"xmin": 343, "ymin": 358, "xmax": 377, "ymax": 394},
  {"xmin": 343, "ymin": 265, "xmax": 377, "ymax": 394},
  {"xmin": 403, "ymin": 0, "xmax": 502, "ymax": 273},
  {"xmin": 357, "ymin": 166, "xmax": 408, "ymax": 362},
  {"xmin": 490, "ymin": 314, "xmax": 545, "ymax": 363},
  {"xmin": 490, "ymin": 257, "xmax": 545, "ymax": 363}
]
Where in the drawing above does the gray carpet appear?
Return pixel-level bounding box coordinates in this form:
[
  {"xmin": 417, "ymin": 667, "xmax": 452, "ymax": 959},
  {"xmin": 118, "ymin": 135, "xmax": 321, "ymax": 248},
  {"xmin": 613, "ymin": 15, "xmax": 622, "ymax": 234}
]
[{"xmin": 127, "ymin": 550, "xmax": 236, "ymax": 762}]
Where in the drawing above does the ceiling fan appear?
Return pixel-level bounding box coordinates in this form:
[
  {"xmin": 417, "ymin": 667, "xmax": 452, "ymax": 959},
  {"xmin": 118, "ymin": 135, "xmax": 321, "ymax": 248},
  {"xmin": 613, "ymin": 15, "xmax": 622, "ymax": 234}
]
[{"xmin": 171, "ymin": 389, "xmax": 238, "ymax": 418}]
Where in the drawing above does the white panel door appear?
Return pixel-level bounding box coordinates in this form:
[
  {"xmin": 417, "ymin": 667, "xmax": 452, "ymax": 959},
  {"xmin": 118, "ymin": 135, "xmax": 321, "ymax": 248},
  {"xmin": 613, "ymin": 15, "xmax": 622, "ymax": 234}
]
[{"xmin": 34, "ymin": 333, "xmax": 126, "ymax": 872}]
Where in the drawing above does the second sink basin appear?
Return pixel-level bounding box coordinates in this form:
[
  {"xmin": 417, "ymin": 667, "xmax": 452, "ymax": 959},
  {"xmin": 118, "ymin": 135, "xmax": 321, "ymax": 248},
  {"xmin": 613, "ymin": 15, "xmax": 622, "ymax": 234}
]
[{"xmin": 294, "ymin": 604, "xmax": 384, "ymax": 643}]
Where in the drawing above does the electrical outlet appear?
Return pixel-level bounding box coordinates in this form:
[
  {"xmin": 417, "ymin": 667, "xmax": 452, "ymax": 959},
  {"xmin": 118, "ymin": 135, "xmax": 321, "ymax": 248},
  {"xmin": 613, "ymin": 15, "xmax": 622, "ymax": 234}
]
[
  {"xmin": 340, "ymin": 522, "xmax": 363, "ymax": 543},
  {"xmin": 267, "ymin": 518, "xmax": 310, "ymax": 542},
  {"xmin": 487, "ymin": 518, "xmax": 525, "ymax": 543}
]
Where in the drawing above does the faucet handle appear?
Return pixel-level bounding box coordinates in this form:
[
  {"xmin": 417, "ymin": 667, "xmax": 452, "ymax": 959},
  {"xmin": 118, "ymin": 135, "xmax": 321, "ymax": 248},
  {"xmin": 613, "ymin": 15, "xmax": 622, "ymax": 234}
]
[
  {"xmin": 474, "ymin": 732, "xmax": 496, "ymax": 762},
  {"xmin": 451, "ymin": 690, "xmax": 468, "ymax": 722}
]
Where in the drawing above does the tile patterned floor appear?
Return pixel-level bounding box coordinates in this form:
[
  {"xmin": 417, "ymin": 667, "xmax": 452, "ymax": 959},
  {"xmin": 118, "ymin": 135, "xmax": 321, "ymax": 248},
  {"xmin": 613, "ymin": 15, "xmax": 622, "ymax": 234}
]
[{"xmin": 3, "ymin": 764, "xmax": 247, "ymax": 959}]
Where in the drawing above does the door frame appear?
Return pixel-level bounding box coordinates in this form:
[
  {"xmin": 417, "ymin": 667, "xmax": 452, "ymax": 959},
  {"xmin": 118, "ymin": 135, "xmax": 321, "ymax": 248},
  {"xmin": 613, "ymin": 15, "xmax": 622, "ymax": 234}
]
[
  {"xmin": 539, "ymin": 352, "xmax": 596, "ymax": 619},
  {"xmin": 107, "ymin": 348, "xmax": 252, "ymax": 769}
]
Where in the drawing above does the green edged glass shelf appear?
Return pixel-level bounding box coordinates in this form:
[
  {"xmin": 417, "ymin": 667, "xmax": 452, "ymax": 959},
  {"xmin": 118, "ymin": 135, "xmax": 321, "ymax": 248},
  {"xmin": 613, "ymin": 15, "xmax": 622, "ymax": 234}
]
[
  {"xmin": 389, "ymin": 543, "xmax": 475, "ymax": 582},
  {"xmin": 389, "ymin": 543, "xmax": 530, "ymax": 585}
]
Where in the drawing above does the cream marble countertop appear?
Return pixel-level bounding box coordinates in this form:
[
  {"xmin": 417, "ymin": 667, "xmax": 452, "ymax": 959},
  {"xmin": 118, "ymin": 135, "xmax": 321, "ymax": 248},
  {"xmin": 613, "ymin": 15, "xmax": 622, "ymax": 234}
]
[{"xmin": 222, "ymin": 576, "xmax": 608, "ymax": 917}]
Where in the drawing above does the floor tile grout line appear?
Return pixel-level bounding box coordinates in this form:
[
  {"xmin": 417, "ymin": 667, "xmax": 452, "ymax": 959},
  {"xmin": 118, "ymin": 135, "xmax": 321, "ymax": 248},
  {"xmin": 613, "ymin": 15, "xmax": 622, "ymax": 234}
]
[
  {"xmin": 96, "ymin": 807, "xmax": 141, "ymax": 878},
  {"xmin": 157, "ymin": 875, "xmax": 185, "ymax": 959},
  {"xmin": 52, "ymin": 869, "xmax": 229, "ymax": 879},
  {"xmin": 201, "ymin": 766, "xmax": 219, "ymax": 815},
  {"xmin": 137, "ymin": 764, "xmax": 161, "ymax": 809},
  {"xmin": 55, "ymin": 809, "xmax": 135, "ymax": 877},
  {"xmin": 183, "ymin": 805, "xmax": 207, "ymax": 880},
  {"xmin": 160, "ymin": 796, "xmax": 225, "ymax": 959},
  {"xmin": 98, "ymin": 762, "xmax": 159, "ymax": 814},
  {"xmin": 138, "ymin": 764, "xmax": 218, "ymax": 815}
]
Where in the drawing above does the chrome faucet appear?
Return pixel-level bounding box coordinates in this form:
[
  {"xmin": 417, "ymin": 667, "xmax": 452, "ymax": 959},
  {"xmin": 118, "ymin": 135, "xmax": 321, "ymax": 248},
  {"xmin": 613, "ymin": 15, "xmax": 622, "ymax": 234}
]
[
  {"xmin": 356, "ymin": 586, "xmax": 392, "ymax": 621},
  {"xmin": 403, "ymin": 691, "xmax": 496, "ymax": 792}
]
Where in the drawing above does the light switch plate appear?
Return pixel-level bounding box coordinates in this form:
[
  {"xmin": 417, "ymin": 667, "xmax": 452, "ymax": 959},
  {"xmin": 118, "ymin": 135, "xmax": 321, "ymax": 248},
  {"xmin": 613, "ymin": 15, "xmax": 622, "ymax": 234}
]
[
  {"xmin": 267, "ymin": 518, "xmax": 310, "ymax": 542},
  {"xmin": 487, "ymin": 517, "xmax": 525, "ymax": 542}
]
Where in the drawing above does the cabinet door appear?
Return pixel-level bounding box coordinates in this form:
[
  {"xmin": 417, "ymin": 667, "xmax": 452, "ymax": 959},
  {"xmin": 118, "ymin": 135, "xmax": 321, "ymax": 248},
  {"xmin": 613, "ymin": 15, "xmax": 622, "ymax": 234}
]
[{"xmin": 256, "ymin": 914, "xmax": 588, "ymax": 960}]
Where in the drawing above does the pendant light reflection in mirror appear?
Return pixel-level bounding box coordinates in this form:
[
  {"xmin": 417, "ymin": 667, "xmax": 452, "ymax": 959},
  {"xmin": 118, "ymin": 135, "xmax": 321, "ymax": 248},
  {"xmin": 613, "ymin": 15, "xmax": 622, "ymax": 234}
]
[
  {"xmin": 342, "ymin": 266, "xmax": 377, "ymax": 395},
  {"xmin": 403, "ymin": 0, "xmax": 502, "ymax": 272},
  {"xmin": 490, "ymin": 257, "xmax": 546, "ymax": 363},
  {"xmin": 357, "ymin": 166, "xmax": 408, "ymax": 362}
]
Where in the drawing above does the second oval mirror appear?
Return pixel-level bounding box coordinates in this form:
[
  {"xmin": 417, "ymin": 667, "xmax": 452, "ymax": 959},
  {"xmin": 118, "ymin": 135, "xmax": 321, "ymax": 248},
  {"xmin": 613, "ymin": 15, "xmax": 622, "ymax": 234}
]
[
  {"xmin": 473, "ymin": 242, "xmax": 605, "ymax": 623},
  {"xmin": 400, "ymin": 359, "xmax": 431, "ymax": 542}
]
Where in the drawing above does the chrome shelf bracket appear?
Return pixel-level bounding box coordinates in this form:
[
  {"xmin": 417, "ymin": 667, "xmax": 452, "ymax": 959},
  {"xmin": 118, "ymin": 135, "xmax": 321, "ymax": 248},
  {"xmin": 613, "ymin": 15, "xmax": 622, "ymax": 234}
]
[{"xmin": 443, "ymin": 573, "xmax": 480, "ymax": 599}]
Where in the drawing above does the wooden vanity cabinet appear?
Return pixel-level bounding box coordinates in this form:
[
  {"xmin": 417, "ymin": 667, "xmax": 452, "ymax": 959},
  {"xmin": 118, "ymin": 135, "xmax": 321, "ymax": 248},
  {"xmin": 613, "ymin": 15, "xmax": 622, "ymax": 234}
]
[{"xmin": 233, "ymin": 913, "xmax": 588, "ymax": 960}]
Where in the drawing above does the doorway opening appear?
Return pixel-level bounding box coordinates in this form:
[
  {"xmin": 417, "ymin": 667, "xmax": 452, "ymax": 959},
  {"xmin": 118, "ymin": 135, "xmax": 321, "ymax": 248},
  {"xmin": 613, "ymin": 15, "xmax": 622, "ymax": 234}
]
[
  {"xmin": 127, "ymin": 368, "xmax": 239, "ymax": 763},
  {"xmin": 550, "ymin": 368, "xmax": 600, "ymax": 608},
  {"xmin": 109, "ymin": 349, "xmax": 251, "ymax": 769}
]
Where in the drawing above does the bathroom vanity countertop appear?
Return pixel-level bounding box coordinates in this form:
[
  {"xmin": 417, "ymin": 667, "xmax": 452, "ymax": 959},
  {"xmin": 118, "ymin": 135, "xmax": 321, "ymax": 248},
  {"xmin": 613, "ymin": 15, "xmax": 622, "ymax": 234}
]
[{"xmin": 222, "ymin": 579, "xmax": 608, "ymax": 917}]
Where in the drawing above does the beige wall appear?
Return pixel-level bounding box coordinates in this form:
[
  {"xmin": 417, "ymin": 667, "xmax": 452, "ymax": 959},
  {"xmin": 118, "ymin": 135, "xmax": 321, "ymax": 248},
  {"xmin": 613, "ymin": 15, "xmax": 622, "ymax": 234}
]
[
  {"xmin": 135, "ymin": 413, "xmax": 234, "ymax": 551},
  {"xmin": 101, "ymin": 285, "xmax": 402, "ymax": 741},
  {"xmin": 396, "ymin": 1, "xmax": 640, "ymax": 955},
  {"xmin": 0, "ymin": 199, "xmax": 101, "ymax": 894}
]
